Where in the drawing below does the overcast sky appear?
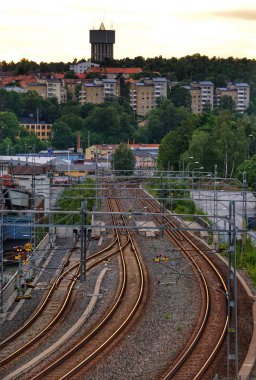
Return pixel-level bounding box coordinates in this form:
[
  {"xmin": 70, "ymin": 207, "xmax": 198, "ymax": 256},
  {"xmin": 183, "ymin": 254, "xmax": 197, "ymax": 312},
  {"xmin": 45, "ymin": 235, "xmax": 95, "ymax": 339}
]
[{"xmin": 1, "ymin": 0, "xmax": 256, "ymax": 62}]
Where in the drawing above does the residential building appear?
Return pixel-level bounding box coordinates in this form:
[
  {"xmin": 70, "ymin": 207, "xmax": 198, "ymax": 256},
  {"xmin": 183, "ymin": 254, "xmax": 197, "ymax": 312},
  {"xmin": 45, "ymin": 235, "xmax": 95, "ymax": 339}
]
[
  {"xmin": 190, "ymin": 81, "xmax": 214, "ymax": 114},
  {"xmin": 45, "ymin": 79, "xmax": 67, "ymax": 103},
  {"xmin": 20, "ymin": 117, "xmax": 52, "ymax": 141},
  {"xmin": 85, "ymin": 143, "xmax": 159, "ymax": 169},
  {"xmin": 131, "ymin": 145, "xmax": 159, "ymax": 170},
  {"xmin": 130, "ymin": 78, "xmax": 168, "ymax": 116},
  {"xmin": 226, "ymin": 83, "xmax": 250, "ymax": 112},
  {"xmin": 215, "ymin": 87, "xmax": 238, "ymax": 109},
  {"xmin": 63, "ymin": 78, "xmax": 82, "ymax": 102},
  {"xmin": 26, "ymin": 79, "xmax": 67, "ymax": 103},
  {"xmin": 26, "ymin": 82, "xmax": 47, "ymax": 98},
  {"xmin": 90, "ymin": 23, "xmax": 115, "ymax": 62},
  {"xmin": 4, "ymin": 86, "xmax": 27, "ymax": 94},
  {"xmin": 69, "ymin": 61, "xmax": 100, "ymax": 74},
  {"xmin": 85, "ymin": 144, "xmax": 118, "ymax": 160},
  {"xmin": 79, "ymin": 79, "xmax": 120, "ymax": 105}
]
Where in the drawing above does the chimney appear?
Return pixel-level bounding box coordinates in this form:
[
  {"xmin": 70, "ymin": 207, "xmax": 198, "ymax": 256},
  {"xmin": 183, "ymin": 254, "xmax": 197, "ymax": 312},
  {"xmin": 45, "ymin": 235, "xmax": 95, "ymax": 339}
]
[{"xmin": 77, "ymin": 133, "xmax": 81, "ymax": 151}]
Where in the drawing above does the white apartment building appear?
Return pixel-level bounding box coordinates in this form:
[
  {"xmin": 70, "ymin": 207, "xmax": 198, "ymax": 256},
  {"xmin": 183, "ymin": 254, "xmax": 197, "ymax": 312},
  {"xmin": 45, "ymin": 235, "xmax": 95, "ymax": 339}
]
[
  {"xmin": 228, "ymin": 83, "xmax": 250, "ymax": 112},
  {"xmin": 215, "ymin": 82, "xmax": 250, "ymax": 112},
  {"xmin": 45, "ymin": 80, "xmax": 67, "ymax": 104},
  {"xmin": 69, "ymin": 61, "xmax": 100, "ymax": 74}
]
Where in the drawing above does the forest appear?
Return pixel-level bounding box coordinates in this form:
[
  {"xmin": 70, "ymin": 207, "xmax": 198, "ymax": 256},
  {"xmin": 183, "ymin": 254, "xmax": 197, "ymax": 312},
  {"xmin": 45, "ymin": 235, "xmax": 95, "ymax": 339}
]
[{"xmin": 1, "ymin": 54, "xmax": 256, "ymax": 86}]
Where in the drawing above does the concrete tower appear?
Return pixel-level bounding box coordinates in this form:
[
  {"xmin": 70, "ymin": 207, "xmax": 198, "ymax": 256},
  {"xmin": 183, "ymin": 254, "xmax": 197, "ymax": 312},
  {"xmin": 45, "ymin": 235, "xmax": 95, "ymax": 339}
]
[{"xmin": 89, "ymin": 23, "xmax": 115, "ymax": 62}]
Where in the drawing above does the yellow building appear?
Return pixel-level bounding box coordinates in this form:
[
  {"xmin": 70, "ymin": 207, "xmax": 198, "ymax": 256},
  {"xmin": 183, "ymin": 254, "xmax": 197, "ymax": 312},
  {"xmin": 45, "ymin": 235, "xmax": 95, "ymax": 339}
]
[
  {"xmin": 26, "ymin": 82, "xmax": 47, "ymax": 99},
  {"xmin": 20, "ymin": 121, "xmax": 52, "ymax": 140},
  {"xmin": 130, "ymin": 78, "xmax": 167, "ymax": 116},
  {"xmin": 80, "ymin": 79, "xmax": 120, "ymax": 105},
  {"xmin": 190, "ymin": 81, "xmax": 214, "ymax": 114},
  {"xmin": 85, "ymin": 144, "xmax": 117, "ymax": 160},
  {"xmin": 215, "ymin": 87, "xmax": 237, "ymax": 108}
]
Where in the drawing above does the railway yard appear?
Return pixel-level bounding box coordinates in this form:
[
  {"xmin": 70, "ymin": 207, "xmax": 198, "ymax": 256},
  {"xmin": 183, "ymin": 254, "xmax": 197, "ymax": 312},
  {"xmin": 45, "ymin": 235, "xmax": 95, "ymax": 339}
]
[{"xmin": 0, "ymin": 178, "xmax": 255, "ymax": 380}]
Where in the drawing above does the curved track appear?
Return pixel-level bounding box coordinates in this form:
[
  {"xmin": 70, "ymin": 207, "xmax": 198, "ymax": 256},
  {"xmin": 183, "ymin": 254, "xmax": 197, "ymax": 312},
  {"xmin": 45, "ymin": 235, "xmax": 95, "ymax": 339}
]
[
  {"xmin": 128, "ymin": 187, "xmax": 228, "ymax": 379},
  {"xmin": 19, "ymin": 187, "xmax": 146, "ymax": 380},
  {"xmin": 0, "ymin": 235, "xmax": 126, "ymax": 378}
]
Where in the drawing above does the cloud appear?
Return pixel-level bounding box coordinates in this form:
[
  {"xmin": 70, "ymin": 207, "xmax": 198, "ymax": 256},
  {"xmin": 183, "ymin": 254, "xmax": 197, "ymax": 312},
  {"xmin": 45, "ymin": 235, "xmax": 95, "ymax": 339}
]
[{"xmin": 212, "ymin": 9, "xmax": 256, "ymax": 21}]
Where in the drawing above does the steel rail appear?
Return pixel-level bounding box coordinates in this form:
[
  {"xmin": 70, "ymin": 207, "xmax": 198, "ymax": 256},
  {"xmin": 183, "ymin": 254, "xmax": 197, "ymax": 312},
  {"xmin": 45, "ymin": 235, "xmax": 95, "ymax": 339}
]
[
  {"xmin": 31, "ymin": 187, "xmax": 145, "ymax": 380},
  {"xmin": 131, "ymin": 188, "xmax": 228, "ymax": 379}
]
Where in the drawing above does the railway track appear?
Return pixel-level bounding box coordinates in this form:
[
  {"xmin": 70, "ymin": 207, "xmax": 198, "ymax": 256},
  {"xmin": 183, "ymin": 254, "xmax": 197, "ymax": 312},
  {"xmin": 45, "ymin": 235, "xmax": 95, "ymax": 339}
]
[
  {"xmin": 126, "ymin": 187, "xmax": 228, "ymax": 379},
  {"xmin": 0, "ymin": 234, "xmax": 128, "ymax": 379},
  {"xmin": 3, "ymin": 187, "xmax": 146, "ymax": 380}
]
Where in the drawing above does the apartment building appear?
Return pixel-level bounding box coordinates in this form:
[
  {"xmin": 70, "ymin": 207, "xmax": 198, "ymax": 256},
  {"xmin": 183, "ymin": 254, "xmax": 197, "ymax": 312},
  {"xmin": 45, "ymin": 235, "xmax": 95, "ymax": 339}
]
[
  {"xmin": 223, "ymin": 83, "xmax": 250, "ymax": 112},
  {"xmin": 69, "ymin": 61, "xmax": 100, "ymax": 74},
  {"xmin": 45, "ymin": 79, "xmax": 67, "ymax": 103},
  {"xmin": 130, "ymin": 78, "xmax": 168, "ymax": 116},
  {"xmin": 63, "ymin": 78, "xmax": 82, "ymax": 101},
  {"xmin": 26, "ymin": 82, "xmax": 47, "ymax": 99},
  {"xmin": 215, "ymin": 87, "xmax": 238, "ymax": 109},
  {"xmin": 79, "ymin": 79, "xmax": 120, "ymax": 105},
  {"xmin": 190, "ymin": 81, "xmax": 214, "ymax": 114},
  {"xmin": 26, "ymin": 79, "xmax": 67, "ymax": 103},
  {"xmin": 188, "ymin": 81, "xmax": 250, "ymax": 114}
]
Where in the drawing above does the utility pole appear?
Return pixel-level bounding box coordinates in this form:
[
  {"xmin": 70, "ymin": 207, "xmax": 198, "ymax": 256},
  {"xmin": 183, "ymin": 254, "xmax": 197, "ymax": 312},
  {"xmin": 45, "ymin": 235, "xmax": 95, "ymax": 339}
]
[
  {"xmin": 213, "ymin": 164, "xmax": 218, "ymax": 249},
  {"xmin": 227, "ymin": 200, "xmax": 239, "ymax": 380},
  {"xmin": 160, "ymin": 174, "xmax": 164, "ymax": 238},
  {"xmin": 80, "ymin": 201, "xmax": 87, "ymax": 282},
  {"xmin": 95, "ymin": 149, "xmax": 99, "ymax": 210},
  {"xmin": 49, "ymin": 164, "xmax": 54, "ymax": 249},
  {"xmin": 0, "ymin": 175, "xmax": 3, "ymax": 312},
  {"xmin": 0, "ymin": 213, "xmax": 3, "ymax": 312},
  {"xmin": 241, "ymin": 171, "xmax": 247, "ymax": 264}
]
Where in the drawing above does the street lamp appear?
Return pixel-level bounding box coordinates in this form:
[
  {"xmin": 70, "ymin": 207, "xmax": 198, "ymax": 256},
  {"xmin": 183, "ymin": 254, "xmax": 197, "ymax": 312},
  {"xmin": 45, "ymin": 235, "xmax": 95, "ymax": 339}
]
[
  {"xmin": 193, "ymin": 166, "xmax": 204, "ymax": 173},
  {"xmin": 192, "ymin": 166, "xmax": 204, "ymax": 202},
  {"xmin": 182, "ymin": 156, "xmax": 194, "ymax": 173},
  {"xmin": 248, "ymin": 134, "xmax": 253, "ymax": 159},
  {"xmin": 187, "ymin": 161, "xmax": 199, "ymax": 172},
  {"xmin": 67, "ymin": 149, "xmax": 71, "ymax": 178}
]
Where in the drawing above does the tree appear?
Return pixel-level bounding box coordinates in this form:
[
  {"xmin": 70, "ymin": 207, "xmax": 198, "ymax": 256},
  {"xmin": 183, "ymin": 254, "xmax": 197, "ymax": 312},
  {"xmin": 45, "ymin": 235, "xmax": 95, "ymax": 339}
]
[
  {"xmin": 51, "ymin": 121, "xmax": 75, "ymax": 149},
  {"xmin": 213, "ymin": 112, "xmax": 248, "ymax": 177},
  {"xmin": 21, "ymin": 91, "xmax": 44, "ymax": 117},
  {"xmin": 218, "ymin": 95, "xmax": 236, "ymax": 112},
  {"xmin": 170, "ymin": 85, "xmax": 191, "ymax": 108},
  {"xmin": 57, "ymin": 114, "xmax": 85, "ymax": 132},
  {"xmin": 0, "ymin": 112, "xmax": 20, "ymax": 140},
  {"xmin": 112, "ymin": 143, "xmax": 135, "ymax": 174},
  {"xmin": 237, "ymin": 156, "xmax": 256, "ymax": 189},
  {"xmin": 158, "ymin": 130, "xmax": 185, "ymax": 170}
]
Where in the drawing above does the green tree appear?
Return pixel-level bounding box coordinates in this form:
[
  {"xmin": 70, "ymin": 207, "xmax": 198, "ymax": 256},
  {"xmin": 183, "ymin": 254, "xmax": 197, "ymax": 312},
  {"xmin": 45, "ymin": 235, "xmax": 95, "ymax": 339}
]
[
  {"xmin": 85, "ymin": 106, "xmax": 121, "ymax": 142},
  {"xmin": 158, "ymin": 130, "xmax": 185, "ymax": 170},
  {"xmin": 57, "ymin": 114, "xmax": 85, "ymax": 132},
  {"xmin": 41, "ymin": 98, "xmax": 61, "ymax": 123},
  {"xmin": 51, "ymin": 121, "xmax": 75, "ymax": 149},
  {"xmin": 218, "ymin": 95, "xmax": 236, "ymax": 112},
  {"xmin": 213, "ymin": 112, "xmax": 248, "ymax": 177},
  {"xmin": 0, "ymin": 112, "xmax": 20, "ymax": 140},
  {"xmin": 21, "ymin": 91, "xmax": 44, "ymax": 117},
  {"xmin": 170, "ymin": 85, "xmax": 191, "ymax": 108},
  {"xmin": 237, "ymin": 156, "xmax": 256, "ymax": 189},
  {"xmin": 112, "ymin": 143, "xmax": 135, "ymax": 173}
]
